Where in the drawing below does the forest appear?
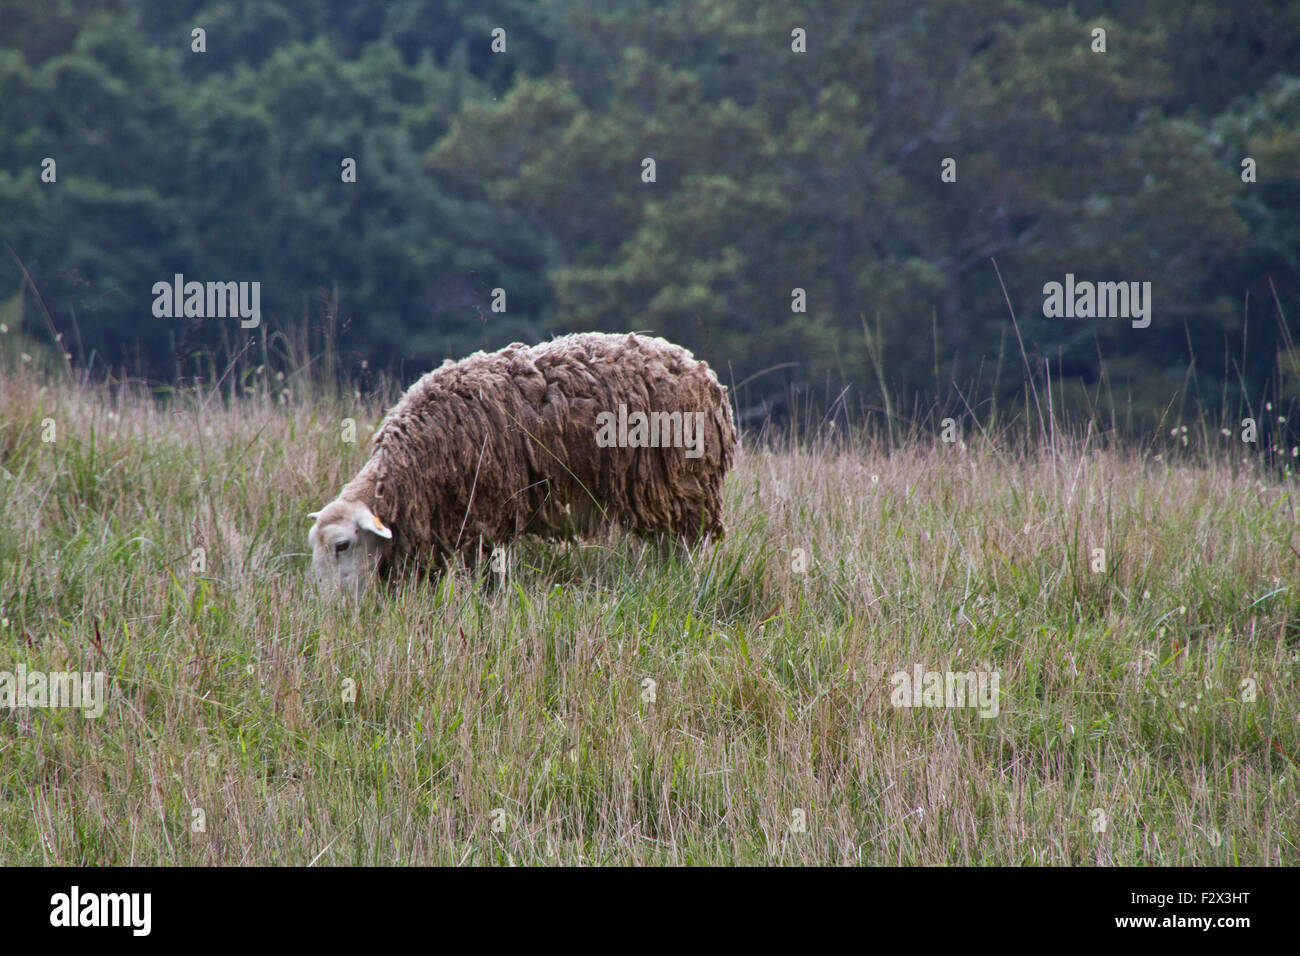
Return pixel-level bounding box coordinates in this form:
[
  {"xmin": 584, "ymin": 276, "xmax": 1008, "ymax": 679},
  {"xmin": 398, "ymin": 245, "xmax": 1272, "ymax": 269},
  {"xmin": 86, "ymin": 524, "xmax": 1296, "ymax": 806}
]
[{"xmin": 1, "ymin": 0, "xmax": 1298, "ymax": 431}]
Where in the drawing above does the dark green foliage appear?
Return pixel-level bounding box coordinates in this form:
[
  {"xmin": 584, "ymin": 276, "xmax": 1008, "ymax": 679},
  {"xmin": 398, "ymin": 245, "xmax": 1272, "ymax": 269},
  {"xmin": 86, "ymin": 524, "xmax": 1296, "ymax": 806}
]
[{"xmin": 0, "ymin": 0, "xmax": 1296, "ymax": 434}]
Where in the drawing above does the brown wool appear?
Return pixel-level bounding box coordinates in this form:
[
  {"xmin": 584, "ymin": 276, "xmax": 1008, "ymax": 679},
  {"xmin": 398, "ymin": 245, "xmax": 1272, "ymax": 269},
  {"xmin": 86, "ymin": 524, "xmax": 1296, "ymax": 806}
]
[{"xmin": 330, "ymin": 332, "xmax": 736, "ymax": 576}]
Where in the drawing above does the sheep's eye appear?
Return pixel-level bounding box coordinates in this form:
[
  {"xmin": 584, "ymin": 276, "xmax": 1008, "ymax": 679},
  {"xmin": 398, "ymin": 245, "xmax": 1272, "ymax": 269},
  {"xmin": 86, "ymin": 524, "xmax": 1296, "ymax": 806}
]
[{"xmin": 335, "ymin": 540, "xmax": 351, "ymax": 554}]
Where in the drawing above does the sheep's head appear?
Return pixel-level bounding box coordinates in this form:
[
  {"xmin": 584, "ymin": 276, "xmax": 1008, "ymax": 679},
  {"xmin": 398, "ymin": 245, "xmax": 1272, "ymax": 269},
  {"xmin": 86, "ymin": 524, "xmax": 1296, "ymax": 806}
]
[{"xmin": 307, "ymin": 499, "xmax": 392, "ymax": 596}]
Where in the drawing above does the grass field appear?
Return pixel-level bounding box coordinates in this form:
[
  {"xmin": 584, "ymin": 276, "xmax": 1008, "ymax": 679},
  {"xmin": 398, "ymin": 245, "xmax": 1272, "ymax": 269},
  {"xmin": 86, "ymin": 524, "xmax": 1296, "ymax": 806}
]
[{"xmin": 1, "ymin": 357, "xmax": 1297, "ymax": 865}]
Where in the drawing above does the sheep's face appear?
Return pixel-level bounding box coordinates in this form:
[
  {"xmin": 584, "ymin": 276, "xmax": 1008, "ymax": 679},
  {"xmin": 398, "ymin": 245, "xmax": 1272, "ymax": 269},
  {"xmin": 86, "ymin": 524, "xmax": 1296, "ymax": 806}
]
[{"xmin": 308, "ymin": 500, "xmax": 392, "ymax": 596}]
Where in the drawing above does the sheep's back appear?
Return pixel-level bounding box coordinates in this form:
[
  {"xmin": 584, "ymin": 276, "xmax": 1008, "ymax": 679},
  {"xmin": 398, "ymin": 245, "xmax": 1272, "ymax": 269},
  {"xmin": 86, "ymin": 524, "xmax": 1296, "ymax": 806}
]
[{"xmin": 367, "ymin": 332, "xmax": 735, "ymax": 566}]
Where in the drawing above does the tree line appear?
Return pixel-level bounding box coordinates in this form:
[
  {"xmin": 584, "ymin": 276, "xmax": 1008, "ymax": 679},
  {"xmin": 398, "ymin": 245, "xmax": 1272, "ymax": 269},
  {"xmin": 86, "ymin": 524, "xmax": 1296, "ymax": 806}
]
[{"xmin": 1, "ymin": 0, "xmax": 1297, "ymax": 434}]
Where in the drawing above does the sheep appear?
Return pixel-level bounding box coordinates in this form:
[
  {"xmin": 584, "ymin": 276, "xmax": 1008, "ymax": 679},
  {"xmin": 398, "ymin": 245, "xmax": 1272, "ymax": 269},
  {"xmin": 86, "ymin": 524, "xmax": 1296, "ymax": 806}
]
[{"xmin": 308, "ymin": 332, "xmax": 736, "ymax": 595}]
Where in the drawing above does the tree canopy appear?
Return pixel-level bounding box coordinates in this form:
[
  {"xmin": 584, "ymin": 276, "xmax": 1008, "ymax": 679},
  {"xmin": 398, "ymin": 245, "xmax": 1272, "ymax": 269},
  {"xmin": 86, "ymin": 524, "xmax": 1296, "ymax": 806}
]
[{"xmin": 1, "ymin": 0, "xmax": 1296, "ymax": 432}]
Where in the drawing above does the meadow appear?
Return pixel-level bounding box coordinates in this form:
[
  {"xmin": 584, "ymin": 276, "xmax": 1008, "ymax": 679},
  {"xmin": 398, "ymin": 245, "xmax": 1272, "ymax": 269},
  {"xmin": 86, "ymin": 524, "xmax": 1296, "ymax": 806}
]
[{"xmin": 0, "ymin": 349, "xmax": 1297, "ymax": 865}]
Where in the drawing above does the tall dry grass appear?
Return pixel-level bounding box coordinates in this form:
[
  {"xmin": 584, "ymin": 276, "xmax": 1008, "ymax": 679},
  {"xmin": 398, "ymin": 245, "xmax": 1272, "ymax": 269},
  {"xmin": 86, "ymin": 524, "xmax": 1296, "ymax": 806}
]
[{"xmin": 0, "ymin": 351, "xmax": 1296, "ymax": 865}]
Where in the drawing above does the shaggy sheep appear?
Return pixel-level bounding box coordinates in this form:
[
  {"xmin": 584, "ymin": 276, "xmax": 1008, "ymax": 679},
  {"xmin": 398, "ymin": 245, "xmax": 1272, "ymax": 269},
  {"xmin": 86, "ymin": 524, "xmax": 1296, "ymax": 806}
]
[{"xmin": 308, "ymin": 332, "xmax": 736, "ymax": 594}]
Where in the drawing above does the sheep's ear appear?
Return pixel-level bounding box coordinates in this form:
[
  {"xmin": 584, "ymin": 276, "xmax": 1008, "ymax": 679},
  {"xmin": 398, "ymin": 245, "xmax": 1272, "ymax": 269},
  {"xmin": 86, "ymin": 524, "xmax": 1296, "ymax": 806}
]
[
  {"xmin": 357, "ymin": 506, "xmax": 393, "ymax": 539},
  {"xmin": 307, "ymin": 511, "xmax": 321, "ymax": 521}
]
